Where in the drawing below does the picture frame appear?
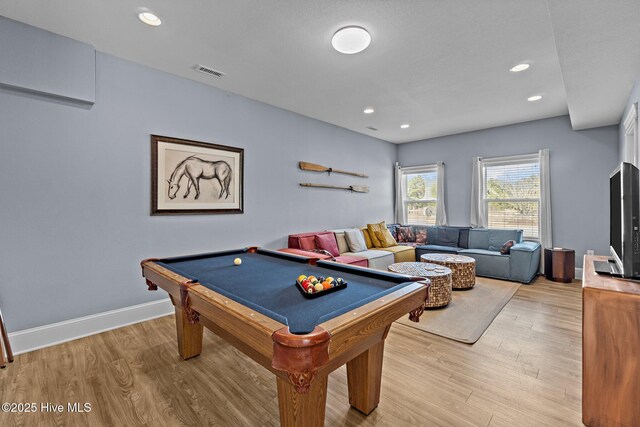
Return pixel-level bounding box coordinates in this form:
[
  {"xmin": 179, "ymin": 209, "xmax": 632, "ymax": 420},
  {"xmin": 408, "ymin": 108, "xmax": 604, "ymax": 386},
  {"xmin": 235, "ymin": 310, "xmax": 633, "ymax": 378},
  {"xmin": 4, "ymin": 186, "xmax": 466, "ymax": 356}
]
[{"xmin": 151, "ymin": 135, "xmax": 244, "ymax": 215}]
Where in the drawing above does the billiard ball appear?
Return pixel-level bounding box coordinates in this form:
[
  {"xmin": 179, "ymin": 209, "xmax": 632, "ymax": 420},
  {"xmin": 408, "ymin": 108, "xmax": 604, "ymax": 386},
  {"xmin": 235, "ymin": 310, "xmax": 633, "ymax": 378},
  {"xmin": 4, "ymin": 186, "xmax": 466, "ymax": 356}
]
[
  {"xmin": 234, "ymin": 258, "xmax": 242, "ymax": 265},
  {"xmin": 307, "ymin": 287, "xmax": 314, "ymax": 294},
  {"xmin": 314, "ymin": 283, "xmax": 324, "ymax": 292},
  {"xmin": 297, "ymin": 275, "xmax": 307, "ymax": 282}
]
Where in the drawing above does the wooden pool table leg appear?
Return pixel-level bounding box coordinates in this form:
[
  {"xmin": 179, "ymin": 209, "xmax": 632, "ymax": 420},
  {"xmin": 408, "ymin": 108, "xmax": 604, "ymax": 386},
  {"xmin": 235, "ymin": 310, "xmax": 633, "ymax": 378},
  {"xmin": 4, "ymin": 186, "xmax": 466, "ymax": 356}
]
[
  {"xmin": 346, "ymin": 339, "xmax": 385, "ymax": 415},
  {"xmin": 174, "ymin": 306, "xmax": 203, "ymax": 360},
  {"xmin": 276, "ymin": 374, "xmax": 327, "ymax": 427}
]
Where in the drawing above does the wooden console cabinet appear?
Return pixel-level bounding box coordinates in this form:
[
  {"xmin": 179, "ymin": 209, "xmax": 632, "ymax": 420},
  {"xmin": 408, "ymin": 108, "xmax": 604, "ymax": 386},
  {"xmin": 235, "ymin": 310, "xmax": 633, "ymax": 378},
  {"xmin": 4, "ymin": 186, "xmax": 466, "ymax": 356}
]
[{"xmin": 582, "ymin": 255, "xmax": 640, "ymax": 427}]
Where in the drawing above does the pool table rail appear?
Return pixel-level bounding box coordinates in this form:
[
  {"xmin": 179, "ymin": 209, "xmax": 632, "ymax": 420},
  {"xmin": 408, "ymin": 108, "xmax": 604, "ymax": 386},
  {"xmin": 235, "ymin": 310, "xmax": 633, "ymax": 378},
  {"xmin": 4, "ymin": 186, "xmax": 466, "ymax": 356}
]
[{"xmin": 140, "ymin": 260, "xmax": 198, "ymax": 314}]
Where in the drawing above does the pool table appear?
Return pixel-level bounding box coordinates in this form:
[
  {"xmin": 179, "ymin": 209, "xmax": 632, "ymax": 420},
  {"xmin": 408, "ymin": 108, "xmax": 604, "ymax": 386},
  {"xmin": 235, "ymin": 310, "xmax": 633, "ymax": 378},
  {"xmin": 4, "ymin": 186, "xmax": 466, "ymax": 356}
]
[{"xmin": 141, "ymin": 247, "xmax": 428, "ymax": 426}]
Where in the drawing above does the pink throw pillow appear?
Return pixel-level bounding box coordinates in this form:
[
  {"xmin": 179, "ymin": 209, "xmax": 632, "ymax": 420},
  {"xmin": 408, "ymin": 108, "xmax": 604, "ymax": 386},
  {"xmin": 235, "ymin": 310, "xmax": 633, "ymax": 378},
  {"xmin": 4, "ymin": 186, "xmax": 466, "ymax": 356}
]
[
  {"xmin": 315, "ymin": 234, "xmax": 340, "ymax": 257},
  {"xmin": 299, "ymin": 236, "xmax": 316, "ymax": 251}
]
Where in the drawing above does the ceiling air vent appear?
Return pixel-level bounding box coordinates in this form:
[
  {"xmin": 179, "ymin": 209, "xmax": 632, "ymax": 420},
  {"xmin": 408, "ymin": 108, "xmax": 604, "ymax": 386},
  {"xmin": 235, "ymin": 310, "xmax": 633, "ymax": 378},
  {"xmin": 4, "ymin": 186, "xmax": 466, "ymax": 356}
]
[
  {"xmin": 366, "ymin": 126, "xmax": 378, "ymax": 131},
  {"xmin": 194, "ymin": 64, "xmax": 225, "ymax": 78}
]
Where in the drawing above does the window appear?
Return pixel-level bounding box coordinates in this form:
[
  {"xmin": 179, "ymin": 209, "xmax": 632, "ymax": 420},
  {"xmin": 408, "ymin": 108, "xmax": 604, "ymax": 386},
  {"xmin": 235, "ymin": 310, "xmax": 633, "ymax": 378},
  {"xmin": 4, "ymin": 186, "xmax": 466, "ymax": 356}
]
[
  {"xmin": 623, "ymin": 103, "xmax": 638, "ymax": 166},
  {"xmin": 482, "ymin": 154, "xmax": 541, "ymax": 239},
  {"xmin": 401, "ymin": 165, "xmax": 438, "ymax": 225}
]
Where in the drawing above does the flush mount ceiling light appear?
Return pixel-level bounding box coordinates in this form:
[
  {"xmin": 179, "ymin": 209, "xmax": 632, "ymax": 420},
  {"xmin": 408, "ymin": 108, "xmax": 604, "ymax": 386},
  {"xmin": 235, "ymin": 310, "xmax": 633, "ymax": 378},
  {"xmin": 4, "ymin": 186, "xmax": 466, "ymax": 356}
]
[
  {"xmin": 527, "ymin": 95, "xmax": 543, "ymax": 102},
  {"xmin": 510, "ymin": 63, "xmax": 530, "ymax": 73},
  {"xmin": 400, "ymin": 124, "xmax": 410, "ymax": 129},
  {"xmin": 138, "ymin": 11, "xmax": 162, "ymax": 26},
  {"xmin": 332, "ymin": 26, "xmax": 371, "ymax": 54},
  {"xmin": 363, "ymin": 108, "xmax": 375, "ymax": 114}
]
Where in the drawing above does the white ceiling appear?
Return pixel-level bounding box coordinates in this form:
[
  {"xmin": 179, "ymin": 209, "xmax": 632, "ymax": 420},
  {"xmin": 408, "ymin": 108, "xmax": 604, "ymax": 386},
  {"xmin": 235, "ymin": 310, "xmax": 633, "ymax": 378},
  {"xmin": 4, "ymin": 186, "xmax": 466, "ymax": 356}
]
[{"xmin": 0, "ymin": 1, "xmax": 638, "ymax": 143}]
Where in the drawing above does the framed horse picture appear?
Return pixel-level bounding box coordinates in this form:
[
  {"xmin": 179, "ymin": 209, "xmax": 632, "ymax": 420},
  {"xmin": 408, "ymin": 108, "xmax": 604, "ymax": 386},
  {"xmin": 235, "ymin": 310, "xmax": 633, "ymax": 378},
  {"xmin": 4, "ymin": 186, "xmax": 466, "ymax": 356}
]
[{"xmin": 151, "ymin": 135, "xmax": 244, "ymax": 215}]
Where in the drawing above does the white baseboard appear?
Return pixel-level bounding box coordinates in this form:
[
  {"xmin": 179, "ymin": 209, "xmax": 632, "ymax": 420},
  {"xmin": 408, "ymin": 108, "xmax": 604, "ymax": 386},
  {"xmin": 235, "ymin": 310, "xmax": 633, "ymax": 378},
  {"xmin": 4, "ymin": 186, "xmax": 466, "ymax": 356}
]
[
  {"xmin": 575, "ymin": 267, "xmax": 583, "ymax": 279},
  {"xmin": 8, "ymin": 298, "xmax": 173, "ymax": 355}
]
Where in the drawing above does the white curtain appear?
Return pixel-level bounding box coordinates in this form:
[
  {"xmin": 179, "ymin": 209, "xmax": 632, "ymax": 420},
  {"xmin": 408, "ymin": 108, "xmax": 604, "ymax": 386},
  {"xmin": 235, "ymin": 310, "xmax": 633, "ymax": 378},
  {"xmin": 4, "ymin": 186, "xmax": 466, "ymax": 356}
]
[
  {"xmin": 539, "ymin": 148, "xmax": 552, "ymax": 271},
  {"xmin": 470, "ymin": 156, "xmax": 486, "ymax": 228},
  {"xmin": 435, "ymin": 161, "xmax": 448, "ymax": 225},
  {"xmin": 394, "ymin": 162, "xmax": 406, "ymax": 224}
]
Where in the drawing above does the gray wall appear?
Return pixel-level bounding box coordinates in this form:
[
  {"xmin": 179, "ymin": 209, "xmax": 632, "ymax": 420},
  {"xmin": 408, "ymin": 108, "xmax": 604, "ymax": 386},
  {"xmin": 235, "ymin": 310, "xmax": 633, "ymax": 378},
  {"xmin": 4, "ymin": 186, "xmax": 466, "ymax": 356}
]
[
  {"xmin": 0, "ymin": 50, "xmax": 395, "ymax": 331},
  {"xmin": 0, "ymin": 16, "xmax": 95, "ymax": 104},
  {"xmin": 398, "ymin": 116, "xmax": 619, "ymax": 267}
]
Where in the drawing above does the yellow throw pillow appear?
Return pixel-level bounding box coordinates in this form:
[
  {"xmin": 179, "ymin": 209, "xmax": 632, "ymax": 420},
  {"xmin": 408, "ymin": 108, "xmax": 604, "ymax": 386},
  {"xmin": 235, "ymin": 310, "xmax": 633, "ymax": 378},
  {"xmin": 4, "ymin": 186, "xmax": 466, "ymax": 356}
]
[
  {"xmin": 360, "ymin": 227, "xmax": 373, "ymax": 249},
  {"xmin": 374, "ymin": 229, "xmax": 398, "ymax": 248},
  {"xmin": 367, "ymin": 221, "xmax": 387, "ymax": 248}
]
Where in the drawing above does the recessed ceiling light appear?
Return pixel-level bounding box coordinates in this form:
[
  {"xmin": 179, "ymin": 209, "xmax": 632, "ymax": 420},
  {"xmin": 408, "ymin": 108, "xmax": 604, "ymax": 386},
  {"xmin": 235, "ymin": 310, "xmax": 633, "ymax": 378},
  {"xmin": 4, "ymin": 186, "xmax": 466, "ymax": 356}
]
[
  {"xmin": 400, "ymin": 124, "xmax": 410, "ymax": 129},
  {"xmin": 138, "ymin": 11, "xmax": 162, "ymax": 26},
  {"xmin": 527, "ymin": 95, "xmax": 543, "ymax": 102},
  {"xmin": 332, "ymin": 26, "xmax": 371, "ymax": 54},
  {"xmin": 510, "ymin": 63, "xmax": 530, "ymax": 73},
  {"xmin": 363, "ymin": 108, "xmax": 375, "ymax": 114}
]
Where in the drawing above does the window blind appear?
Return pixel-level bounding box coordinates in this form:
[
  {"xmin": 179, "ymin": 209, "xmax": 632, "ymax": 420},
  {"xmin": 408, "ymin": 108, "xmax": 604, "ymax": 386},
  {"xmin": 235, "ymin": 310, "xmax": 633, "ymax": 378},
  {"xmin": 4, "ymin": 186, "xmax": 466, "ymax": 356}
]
[
  {"xmin": 483, "ymin": 160, "xmax": 540, "ymax": 238},
  {"xmin": 402, "ymin": 165, "xmax": 438, "ymax": 225}
]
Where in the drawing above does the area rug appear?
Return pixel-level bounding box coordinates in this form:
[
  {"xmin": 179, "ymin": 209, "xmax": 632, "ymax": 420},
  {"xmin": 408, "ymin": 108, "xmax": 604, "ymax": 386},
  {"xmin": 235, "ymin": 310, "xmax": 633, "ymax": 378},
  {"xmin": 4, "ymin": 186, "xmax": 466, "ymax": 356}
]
[{"xmin": 396, "ymin": 277, "xmax": 521, "ymax": 344}]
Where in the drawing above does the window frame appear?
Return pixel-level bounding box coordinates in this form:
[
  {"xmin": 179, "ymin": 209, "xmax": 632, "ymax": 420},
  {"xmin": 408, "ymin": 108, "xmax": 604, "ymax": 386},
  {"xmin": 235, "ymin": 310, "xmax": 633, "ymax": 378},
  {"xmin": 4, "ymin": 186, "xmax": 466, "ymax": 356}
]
[
  {"xmin": 481, "ymin": 153, "xmax": 541, "ymax": 240},
  {"xmin": 623, "ymin": 103, "xmax": 638, "ymax": 166},
  {"xmin": 400, "ymin": 164, "xmax": 438, "ymax": 226}
]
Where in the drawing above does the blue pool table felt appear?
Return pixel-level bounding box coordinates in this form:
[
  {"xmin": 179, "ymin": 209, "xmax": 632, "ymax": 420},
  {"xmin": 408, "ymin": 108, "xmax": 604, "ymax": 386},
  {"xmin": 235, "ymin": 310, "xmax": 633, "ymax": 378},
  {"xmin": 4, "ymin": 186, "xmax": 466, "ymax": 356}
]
[{"xmin": 157, "ymin": 249, "xmax": 414, "ymax": 334}]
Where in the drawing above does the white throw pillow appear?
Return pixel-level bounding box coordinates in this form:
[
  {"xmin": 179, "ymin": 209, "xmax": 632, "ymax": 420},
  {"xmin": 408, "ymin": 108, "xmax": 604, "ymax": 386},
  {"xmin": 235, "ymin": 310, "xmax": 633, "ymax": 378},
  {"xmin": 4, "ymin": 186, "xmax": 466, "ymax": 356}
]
[{"xmin": 345, "ymin": 228, "xmax": 368, "ymax": 253}]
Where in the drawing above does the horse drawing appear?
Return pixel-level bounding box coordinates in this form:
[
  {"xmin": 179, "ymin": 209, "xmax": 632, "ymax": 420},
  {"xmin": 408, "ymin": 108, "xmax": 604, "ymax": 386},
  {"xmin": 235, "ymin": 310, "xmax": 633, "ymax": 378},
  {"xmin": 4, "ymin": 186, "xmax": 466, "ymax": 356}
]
[{"xmin": 167, "ymin": 156, "xmax": 232, "ymax": 200}]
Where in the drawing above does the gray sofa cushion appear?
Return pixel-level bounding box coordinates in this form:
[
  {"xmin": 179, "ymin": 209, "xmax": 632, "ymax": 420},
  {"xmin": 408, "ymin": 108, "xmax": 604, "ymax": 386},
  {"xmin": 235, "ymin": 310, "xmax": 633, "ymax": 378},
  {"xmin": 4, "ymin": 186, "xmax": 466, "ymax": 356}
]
[
  {"xmin": 438, "ymin": 228, "xmax": 460, "ymax": 247},
  {"xmin": 468, "ymin": 229, "xmax": 490, "ymax": 249},
  {"xmin": 416, "ymin": 245, "xmax": 461, "ymax": 255},
  {"xmin": 488, "ymin": 229, "xmax": 523, "ymax": 251},
  {"xmin": 458, "ymin": 228, "xmax": 470, "ymax": 248},
  {"xmin": 426, "ymin": 226, "xmax": 460, "ymax": 247},
  {"xmin": 426, "ymin": 226, "xmax": 438, "ymax": 244},
  {"xmin": 459, "ymin": 248, "xmax": 511, "ymax": 279}
]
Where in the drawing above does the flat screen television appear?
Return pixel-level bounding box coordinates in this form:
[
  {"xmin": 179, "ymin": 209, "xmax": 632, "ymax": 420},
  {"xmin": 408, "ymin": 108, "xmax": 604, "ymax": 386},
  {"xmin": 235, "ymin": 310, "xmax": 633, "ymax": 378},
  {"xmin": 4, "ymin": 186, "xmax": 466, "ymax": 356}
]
[{"xmin": 604, "ymin": 162, "xmax": 640, "ymax": 278}]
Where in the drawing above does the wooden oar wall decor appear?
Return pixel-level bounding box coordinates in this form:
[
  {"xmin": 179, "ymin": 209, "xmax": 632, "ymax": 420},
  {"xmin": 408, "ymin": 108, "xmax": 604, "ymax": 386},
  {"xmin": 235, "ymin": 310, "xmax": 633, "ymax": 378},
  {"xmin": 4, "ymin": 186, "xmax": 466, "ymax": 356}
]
[
  {"xmin": 299, "ymin": 183, "xmax": 369, "ymax": 193},
  {"xmin": 299, "ymin": 161, "xmax": 368, "ymax": 178}
]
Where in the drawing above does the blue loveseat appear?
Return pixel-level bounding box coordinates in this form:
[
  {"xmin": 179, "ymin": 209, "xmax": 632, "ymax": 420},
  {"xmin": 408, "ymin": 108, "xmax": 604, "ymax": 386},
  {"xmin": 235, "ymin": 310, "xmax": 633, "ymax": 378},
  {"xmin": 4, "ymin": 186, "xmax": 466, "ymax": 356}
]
[{"xmin": 389, "ymin": 225, "xmax": 541, "ymax": 284}]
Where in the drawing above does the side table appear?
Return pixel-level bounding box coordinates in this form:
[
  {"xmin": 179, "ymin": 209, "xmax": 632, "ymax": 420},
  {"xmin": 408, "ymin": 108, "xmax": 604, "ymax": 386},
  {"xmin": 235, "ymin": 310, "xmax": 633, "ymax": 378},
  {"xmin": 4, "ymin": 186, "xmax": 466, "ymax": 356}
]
[
  {"xmin": 420, "ymin": 253, "xmax": 476, "ymax": 289},
  {"xmin": 544, "ymin": 248, "xmax": 575, "ymax": 283},
  {"xmin": 388, "ymin": 262, "xmax": 452, "ymax": 308}
]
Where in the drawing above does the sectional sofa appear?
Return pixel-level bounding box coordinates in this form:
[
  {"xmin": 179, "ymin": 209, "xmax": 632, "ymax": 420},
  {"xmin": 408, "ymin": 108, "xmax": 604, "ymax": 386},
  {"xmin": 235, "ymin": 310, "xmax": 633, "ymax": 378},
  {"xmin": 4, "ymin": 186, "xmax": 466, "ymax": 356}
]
[
  {"xmin": 390, "ymin": 224, "xmax": 541, "ymax": 283},
  {"xmin": 283, "ymin": 228, "xmax": 414, "ymax": 270},
  {"xmin": 281, "ymin": 224, "xmax": 541, "ymax": 284}
]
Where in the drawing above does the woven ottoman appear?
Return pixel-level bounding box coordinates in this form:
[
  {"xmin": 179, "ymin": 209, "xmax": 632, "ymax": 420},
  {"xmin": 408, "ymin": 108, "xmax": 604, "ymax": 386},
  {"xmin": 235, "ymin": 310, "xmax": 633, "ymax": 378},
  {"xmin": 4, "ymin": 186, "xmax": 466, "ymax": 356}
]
[
  {"xmin": 388, "ymin": 262, "xmax": 452, "ymax": 308},
  {"xmin": 421, "ymin": 253, "xmax": 476, "ymax": 290}
]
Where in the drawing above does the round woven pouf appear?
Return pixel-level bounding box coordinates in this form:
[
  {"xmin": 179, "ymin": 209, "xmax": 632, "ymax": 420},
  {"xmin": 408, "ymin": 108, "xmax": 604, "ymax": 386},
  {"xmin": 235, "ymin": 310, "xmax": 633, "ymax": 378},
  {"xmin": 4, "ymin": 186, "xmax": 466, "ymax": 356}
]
[
  {"xmin": 420, "ymin": 253, "xmax": 476, "ymax": 289},
  {"xmin": 388, "ymin": 262, "xmax": 452, "ymax": 308}
]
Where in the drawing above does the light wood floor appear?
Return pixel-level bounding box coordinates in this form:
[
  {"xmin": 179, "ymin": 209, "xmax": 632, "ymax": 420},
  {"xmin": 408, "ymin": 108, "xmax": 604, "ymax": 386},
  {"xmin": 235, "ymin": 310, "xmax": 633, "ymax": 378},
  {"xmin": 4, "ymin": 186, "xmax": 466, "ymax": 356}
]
[{"xmin": 0, "ymin": 277, "xmax": 583, "ymax": 426}]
